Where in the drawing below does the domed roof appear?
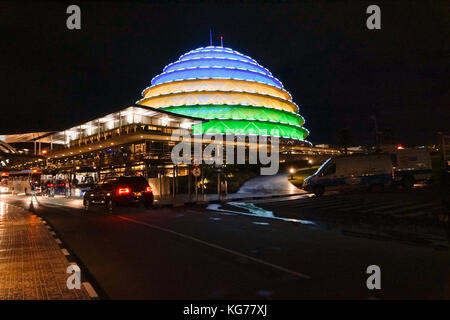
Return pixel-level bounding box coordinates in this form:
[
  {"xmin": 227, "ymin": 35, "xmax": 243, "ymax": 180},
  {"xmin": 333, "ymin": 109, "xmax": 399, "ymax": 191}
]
[
  {"xmin": 138, "ymin": 45, "xmax": 310, "ymax": 142},
  {"xmin": 151, "ymin": 46, "xmax": 283, "ymax": 88}
]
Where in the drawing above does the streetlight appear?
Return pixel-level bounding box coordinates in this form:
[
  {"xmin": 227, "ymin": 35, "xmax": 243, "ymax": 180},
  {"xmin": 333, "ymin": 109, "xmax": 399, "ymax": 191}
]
[
  {"xmin": 370, "ymin": 115, "xmax": 381, "ymax": 147},
  {"xmin": 289, "ymin": 168, "xmax": 295, "ymax": 180}
]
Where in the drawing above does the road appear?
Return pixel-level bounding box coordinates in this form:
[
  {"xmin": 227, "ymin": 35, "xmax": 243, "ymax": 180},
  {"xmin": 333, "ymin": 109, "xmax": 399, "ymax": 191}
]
[
  {"xmin": 226, "ymin": 185, "xmax": 450, "ymax": 246},
  {"xmin": 1, "ymin": 191, "xmax": 449, "ymax": 299}
]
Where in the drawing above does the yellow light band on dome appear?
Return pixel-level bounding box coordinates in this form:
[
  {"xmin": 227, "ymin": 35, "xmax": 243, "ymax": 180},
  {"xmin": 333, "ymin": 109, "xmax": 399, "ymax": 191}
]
[
  {"xmin": 142, "ymin": 78, "xmax": 292, "ymax": 101},
  {"xmin": 138, "ymin": 90, "xmax": 298, "ymax": 113}
]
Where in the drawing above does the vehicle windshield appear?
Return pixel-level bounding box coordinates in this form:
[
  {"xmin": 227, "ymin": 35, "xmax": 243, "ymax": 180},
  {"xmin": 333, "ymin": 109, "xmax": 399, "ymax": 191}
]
[
  {"xmin": 315, "ymin": 158, "xmax": 331, "ymax": 175},
  {"xmin": 117, "ymin": 177, "xmax": 149, "ymax": 189}
]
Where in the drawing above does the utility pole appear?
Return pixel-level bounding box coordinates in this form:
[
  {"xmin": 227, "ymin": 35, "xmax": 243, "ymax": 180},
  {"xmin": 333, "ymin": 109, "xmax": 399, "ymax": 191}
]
[
  {"xmin": 201, "ymin": 164, "xmax": 205, "ymax": 200},
  {"xmin": 370, "ymin": 115, "xmax": 379, "ymax": 147},
  {"xmin": 188, "ymin": 164, "xmax": 191, "ymax": 200}
]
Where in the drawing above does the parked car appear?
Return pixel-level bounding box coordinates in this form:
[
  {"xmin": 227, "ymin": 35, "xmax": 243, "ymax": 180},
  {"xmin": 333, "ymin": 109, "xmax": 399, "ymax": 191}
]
[
  {"xmin": 303, "ymin": 154, "xmax": 393, "ymax": 196},
  {"xmin": 73, "ymin": 183, "xmax": 94, "ymax": 198},
  {"xmin": 83, "ymin": 176, "xmax": 153, "ymax": 212},
  {"xmin": 54, "ymin": 179, "xmax": 67, "ymax": 195},
  {"xmin": 389, "ymin": 149, "xmax": 432, "ymax": 188}
]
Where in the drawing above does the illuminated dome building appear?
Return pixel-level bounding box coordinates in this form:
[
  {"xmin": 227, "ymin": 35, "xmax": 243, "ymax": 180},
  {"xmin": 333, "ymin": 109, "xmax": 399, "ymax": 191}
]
[{"xmin": 137, "ymin": 46, "xmax": 309, "ymax": 142}]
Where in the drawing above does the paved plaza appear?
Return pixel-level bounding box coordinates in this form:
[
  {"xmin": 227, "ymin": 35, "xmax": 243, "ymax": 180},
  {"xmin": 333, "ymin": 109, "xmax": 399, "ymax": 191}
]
[{"xmin": 0, "ymin": 201, "xmax": 92, "ymax": 300}]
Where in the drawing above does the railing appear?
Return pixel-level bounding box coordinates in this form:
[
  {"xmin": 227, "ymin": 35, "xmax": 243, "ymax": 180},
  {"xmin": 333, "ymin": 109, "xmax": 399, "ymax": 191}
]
[
  {"xmin": 67, "ymin": 124, "xmax": 189, "ymax": 149},
  {"xmin": 49, "ymin": 150, "xmax": 173, "ymax": 169}
]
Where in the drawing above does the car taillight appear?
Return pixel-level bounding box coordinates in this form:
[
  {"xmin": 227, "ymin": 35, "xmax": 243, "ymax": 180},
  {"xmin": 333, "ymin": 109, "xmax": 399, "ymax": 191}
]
[
  {"xmin": 145, "ymin": 186, "xmax": 152, "ymax": 192},
  {"xmin": 116, "ymin": 187, "xmax": 131, "ymax": 195}
]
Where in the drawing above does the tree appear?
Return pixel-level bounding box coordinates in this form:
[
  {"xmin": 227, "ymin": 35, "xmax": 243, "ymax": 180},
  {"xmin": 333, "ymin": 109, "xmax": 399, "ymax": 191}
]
[{"xmin": 336, "ymin": 128, "xmax": 353, "ymax": 155}]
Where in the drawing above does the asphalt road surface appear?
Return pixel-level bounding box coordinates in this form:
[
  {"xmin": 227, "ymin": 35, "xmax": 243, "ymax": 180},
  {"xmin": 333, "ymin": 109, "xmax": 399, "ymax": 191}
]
[
  {"xmin": 225, "ymin": 185, "xmax": 449, "ymax": 246},
  {"xmin": 1, "ymin": 192, "xmax": 449, "ymax": 299}
]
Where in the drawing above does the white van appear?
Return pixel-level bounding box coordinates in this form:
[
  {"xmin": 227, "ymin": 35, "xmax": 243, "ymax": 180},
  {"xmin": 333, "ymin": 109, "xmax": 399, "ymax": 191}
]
[
  {"xmin": 302, "ymin": 154, "xmax": 393, "ymax": 196},
  {"xmin": 389, "ymin": 149, "xmax": 432, "ymax": 188}
]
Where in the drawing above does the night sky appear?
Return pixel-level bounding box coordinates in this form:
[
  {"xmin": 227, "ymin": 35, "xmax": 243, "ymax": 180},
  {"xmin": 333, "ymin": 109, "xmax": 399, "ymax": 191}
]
[{"xmin": 1, "ymin": 1, "xmax": 448, "ymax": 146}]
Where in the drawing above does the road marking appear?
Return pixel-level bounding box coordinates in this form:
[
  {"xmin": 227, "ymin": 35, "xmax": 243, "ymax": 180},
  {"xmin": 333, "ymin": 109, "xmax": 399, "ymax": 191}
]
[
  {"xmin": 286, "ymin": 197, "xmax": 345, "ymax": 208},
  {"xmin": 253, "ymin": 221, "xmax": 270, "ymax": 226},
  {"xmin": 360, "ymin": 202, "xmax": 415, "ymax": 213},
  {"xmin": 82, "ymin": 282, "xmax": 99, "ymax": 298},
  {"xmin": 395, "ymin": 211, "xmax": 427, "ymax": 218},
  {"xmin": 249, "ymin": 194, "xmax": 311, "ymax": 204},
  {"xmin": 332, "ymin": 200, "xmax": 394, "ymax": 211},
  {"xmin": 298, "ymin": 199, "xmax": 366, "ymax": 210},
  {"xmin": 117, "ymin": 215, "xmax": 312, "ymax": 280},
  {"xmin": 386, "ymin": 202, "xmax": 439, "ymax": 215}
]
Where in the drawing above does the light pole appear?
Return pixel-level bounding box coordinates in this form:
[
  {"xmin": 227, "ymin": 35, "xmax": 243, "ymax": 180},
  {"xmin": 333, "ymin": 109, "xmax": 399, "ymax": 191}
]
[
  {"xmin": 370, "ymin": 115, "xmax": 379, "ymax": 147},
  {"xmin": 289, "ymin": 168, "xmax": 295, "ymax": 180}
]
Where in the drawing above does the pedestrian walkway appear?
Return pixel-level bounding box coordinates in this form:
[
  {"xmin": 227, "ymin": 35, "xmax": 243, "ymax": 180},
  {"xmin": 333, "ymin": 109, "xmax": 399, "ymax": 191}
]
[{"xmin": 0, "ymin": 201, "xmax": 91, "ymax": 299}]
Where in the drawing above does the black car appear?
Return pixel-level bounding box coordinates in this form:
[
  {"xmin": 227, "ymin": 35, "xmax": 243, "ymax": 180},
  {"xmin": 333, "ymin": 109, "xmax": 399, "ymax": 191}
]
[{"xmin": 83, "ymin": 176, "xmax": 153, "ymax": 212}]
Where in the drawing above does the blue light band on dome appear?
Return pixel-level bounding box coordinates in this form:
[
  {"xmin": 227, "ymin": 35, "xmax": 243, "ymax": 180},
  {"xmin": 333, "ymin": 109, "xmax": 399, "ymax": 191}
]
[
  {"xmin": 151, "ymin": 66, "xmax": 283, "ymax": 88},
  {"xmin": 179, "ymin": 46, "xmax": 258, "ymax": 64},
  {"xmin": 163, "ymin": 57, "xmax": 272, "ymax": 76}
]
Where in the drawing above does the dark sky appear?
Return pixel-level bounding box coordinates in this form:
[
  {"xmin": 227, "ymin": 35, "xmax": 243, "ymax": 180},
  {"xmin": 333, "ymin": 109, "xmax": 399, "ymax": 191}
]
[{"xmin": 1, "ymin": 1, "xmax": 449, "ymax": 146}]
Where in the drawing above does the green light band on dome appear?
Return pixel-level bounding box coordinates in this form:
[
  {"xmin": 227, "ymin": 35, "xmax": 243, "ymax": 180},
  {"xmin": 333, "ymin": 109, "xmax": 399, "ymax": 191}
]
[
  {"xmin": 162, "ymin": 105, "xmax": 305, "ymax": 127},
  {"xmin": 192, "ymin": 119, "xmax": 307, "ymax": 141}
]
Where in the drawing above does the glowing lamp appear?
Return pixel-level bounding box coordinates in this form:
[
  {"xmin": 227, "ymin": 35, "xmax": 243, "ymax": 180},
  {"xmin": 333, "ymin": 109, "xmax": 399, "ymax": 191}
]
[{"xmin": 289, "ymin": 168, "xmax": 295, "ymax": 180}]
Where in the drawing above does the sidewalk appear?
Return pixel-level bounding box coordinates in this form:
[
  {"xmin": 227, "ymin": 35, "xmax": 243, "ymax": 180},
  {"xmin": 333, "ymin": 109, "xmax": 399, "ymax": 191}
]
[{"xmin": 0, "ymin": 201, "xmax": 92, "ymax": 300}]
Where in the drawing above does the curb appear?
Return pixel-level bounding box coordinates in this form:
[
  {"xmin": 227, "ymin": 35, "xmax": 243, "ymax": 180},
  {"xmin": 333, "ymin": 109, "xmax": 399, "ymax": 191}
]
[
  {"xmin": 28, "ymin": 206, "xmax": 106, "ymax": 300},
  {"xmin": 154, "ymin": 192, "xmax": 306, "ymax": 208},
  {"xmin": 38, "ymin": 215, "xmax": 101, "ymax": 299}
]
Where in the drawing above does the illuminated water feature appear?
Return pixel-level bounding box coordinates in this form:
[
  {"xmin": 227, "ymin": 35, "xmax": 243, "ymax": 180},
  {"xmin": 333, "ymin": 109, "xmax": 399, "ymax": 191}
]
[{"xmin": 207, "ymin": 202, "xmax": 318, "ymax": 226}]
